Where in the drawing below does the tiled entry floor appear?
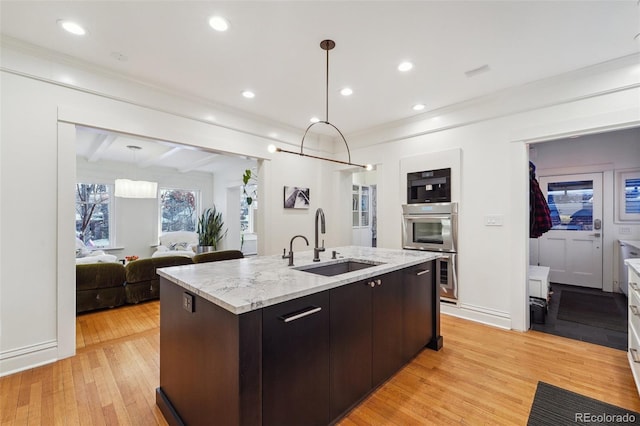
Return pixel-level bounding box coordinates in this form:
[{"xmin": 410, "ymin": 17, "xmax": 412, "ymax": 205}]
[{"xmin": 531, "ymin": 283, "xmax": 628, "ymax": 351}]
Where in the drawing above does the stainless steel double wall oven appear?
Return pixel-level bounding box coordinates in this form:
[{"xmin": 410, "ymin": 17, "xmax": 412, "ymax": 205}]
[{"xmin": 402, "ymin": 202, "xmax": 458, "ymax": 302}]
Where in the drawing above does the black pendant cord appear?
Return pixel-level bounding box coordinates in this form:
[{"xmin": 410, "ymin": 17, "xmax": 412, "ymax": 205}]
[
  {"xmin": 325, "ymin": 45, "xmax": 329, "ymax": 123},
  {"xmin": 296, "ymin": 39, "xmax": 362, "ymax": 168}
]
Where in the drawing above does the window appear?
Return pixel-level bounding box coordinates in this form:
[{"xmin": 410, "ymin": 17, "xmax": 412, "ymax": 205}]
[
  {"xmin": 352, "ymin": 185, "xmax": 370, "ymax": 228},
  {"xmin": 618, "ymin": 169, "xmax": 640, "ymax": 222},
  {"xmin": 546, "ymin": 180, "xmax": 593, "ymax": 231},
  {"xmin": 75, "ymin": 183, "xmax": 113, "ymax": 248},
  {"xmin": 160, "ymin": 189, "xmax": 199, "ymax": 232}
]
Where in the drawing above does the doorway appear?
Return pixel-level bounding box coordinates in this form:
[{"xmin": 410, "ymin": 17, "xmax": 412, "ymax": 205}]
[
  {"xmin": 527, "ymin": 127, "xmax": 640, "ymax": 349},
  {"xmin": 538, "ymin": 173, "xmax": 603, "ymax": 288},
  {"xmin": 351, "ymin": 170, "xmax": 377, "ymax": 247}
]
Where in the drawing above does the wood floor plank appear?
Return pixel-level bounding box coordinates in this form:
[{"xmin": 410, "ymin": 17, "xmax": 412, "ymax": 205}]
[{"xmin": 1, "ymin": 301, "xmax": 639, "ymax": 425}]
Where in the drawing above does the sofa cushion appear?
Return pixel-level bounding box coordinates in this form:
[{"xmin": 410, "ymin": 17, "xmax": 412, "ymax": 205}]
[
  {"xmin": 193, "ymin": 250, "xmax": 244, "ymax": 263},
  {"xmin": 125, "ymin": 256, "xmax": 194, "ymax": 284},
  {"xmin": 76, "ymin": 263, "xmax": 126, "ymax": 291}
]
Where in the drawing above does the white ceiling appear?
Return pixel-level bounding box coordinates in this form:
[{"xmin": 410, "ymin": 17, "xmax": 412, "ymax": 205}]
[{"xmin": 1, "ymin": 1, "xmax": 639, "ymax": 170}]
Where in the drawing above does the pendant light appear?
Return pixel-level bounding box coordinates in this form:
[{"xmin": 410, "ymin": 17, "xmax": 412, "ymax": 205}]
[
  {"xmin": 270, "ymin": 40, "xmax": 372, "ymax": 170},
  {"xmin": 114, "ymin": 145, "xmax": 158, "ymax": 199}
]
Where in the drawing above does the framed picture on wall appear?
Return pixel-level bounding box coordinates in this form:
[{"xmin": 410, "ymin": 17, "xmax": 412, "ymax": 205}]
[{"xmin": 283, "ymin": 186, "xmax": 310, "ymax": 209}]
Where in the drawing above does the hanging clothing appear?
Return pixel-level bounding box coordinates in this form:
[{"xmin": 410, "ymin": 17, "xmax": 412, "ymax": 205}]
[{"xmin": 529, "ymin": 162, "xmax": 552, "ymax": 238}]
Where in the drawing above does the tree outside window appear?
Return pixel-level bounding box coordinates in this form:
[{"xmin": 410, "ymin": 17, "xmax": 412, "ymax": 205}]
[
  {"xmin": 75, "ymin": 183, "xmax": 112, "ymax": 247},
  {"xmin": 160, "ymin": 189, "xmax": 198, "ymax": 232}
]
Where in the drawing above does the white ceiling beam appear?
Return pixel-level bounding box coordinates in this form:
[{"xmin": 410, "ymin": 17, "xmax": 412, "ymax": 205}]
[
  {"xmin": 178, "ymin": 154, "xmax": 220, "ymax": 173},
  {"xmin": 87, "ymin": 134, "xmax": 117, "ymax": 162},
  {"xmin": 139, "ymin": 146, "xmax": 182, "ymax": 168}
]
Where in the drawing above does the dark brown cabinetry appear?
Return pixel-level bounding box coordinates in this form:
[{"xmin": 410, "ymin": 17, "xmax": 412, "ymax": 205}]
[
  {"xmin": 330, "ymin": 269, "xmax": 422, "ymax": 418},
  {"xmin": 402, "ymin": 262, "xmax": 435, "ymax": 361},
  {"xmin": 371, "ymin": 271, "xmax": 404, "ymax": 387},
  {"xmin": 330, "ymin": 278, "xmax": 373, "ymax": 419},
  {"xmin": 262, "ymin": 291, "xmax": 330, "ymax": 426},
  {"xmin": 157, "ymin": 260, "xmax": 441, "ymax": 426}
]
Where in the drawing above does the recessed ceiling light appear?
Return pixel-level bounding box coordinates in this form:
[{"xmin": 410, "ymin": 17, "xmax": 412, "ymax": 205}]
[
  {"xmin": 267, "ymin": 144, "xmax": 277, "ymax": 153},
  {"xmin": 242, "ymin": 90, "xmax": 255, "ymax": 99},
  {"xmin": 310, "ymin": 117, "xmax": 320, "ymax": 123},
  {"xmin": 57, "ymin": 19, "xmax": 86, "ymax": 36},
  {"xmin": 340, "ymin": 87, "xmax": 353, "ymax": 96},
  {"xmin": 209, "ymin": 16, "xmax": 229, "ymax": 32},
  {"xmin": 412, "ymin": 104, "xmax": 425, "ymax": 111},
  {"xmin": 398, "ymin": 61, "xmax": 413, "ymax": 72}
]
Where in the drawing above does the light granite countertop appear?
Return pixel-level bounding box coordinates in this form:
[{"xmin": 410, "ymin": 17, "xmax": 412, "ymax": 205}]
[
  {"xmin": 158, "ymin": 246, "xmax": 440, "ymax": 315},
  {"xmin": 626, "ymin": 258, "xmax": 640, "ymax": 276}
]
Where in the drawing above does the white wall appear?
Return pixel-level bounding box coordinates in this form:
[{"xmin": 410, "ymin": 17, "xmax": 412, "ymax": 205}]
[{"xmin": 1, "ymin": 40, "xmax": 638, "ymax": 376}]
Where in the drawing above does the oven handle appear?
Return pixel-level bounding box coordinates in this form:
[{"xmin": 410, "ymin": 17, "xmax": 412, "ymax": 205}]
[{"xmin": 403, "ymin": 215, "xmax": 452, "ymax": 221}]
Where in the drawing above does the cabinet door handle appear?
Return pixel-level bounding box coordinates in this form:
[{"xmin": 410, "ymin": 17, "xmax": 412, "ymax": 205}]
[
  {"xmin": 279, "ymin": 306, "xmax": 322, "ymax": 323},
  {"xmin": 631, "ymin": 282, "xmax": 639, "ymax": 292},
  {"xmin": 631, "ymin": 305, "xmax": 640, "ymax": 317},
  {"xmin": 631, "ymin": 251, "xmax": 638, "ymax": 256},
  {"xmin": 631, "ymin": 348, "xmax": 640, "ymax": 363},
  {"xmin": 416, "ymin": 269, "xmax": 430, "ymax": 276}
]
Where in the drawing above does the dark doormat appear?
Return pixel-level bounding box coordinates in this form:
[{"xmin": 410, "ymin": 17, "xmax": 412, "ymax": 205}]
[
  {"xmin": 557, "ymin": 290, "xmax": 626, "ymax": 332},
  {"xmin": 528, "ymin": 382, "xmax": 640, "ymax": 425}
]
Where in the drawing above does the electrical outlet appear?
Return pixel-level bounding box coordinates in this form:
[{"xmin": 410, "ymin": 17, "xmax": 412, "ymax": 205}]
[
  {"xmin": 619, "ymin": 226, "xmax": 632, "ymax": 235},
  {"xmin": 485, "ymin": 214, "xmax": 504, "ymax": 226},
  {"xmin": 183, "ymin": 292, "xmax": 195, "ymax": 313}
]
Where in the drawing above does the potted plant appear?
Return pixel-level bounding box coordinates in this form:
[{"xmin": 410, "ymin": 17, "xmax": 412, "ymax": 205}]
[
  {"xmin": 242, "ymin": 169, "xmax": 257, "ymax": 205},
  {"xmin": 197, "ymin": 205, "xmax": 227, "ymax": 253}
]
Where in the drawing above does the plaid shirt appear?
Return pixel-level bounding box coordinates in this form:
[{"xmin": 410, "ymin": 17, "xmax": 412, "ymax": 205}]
[{"xmin": 530, "ymin": 177, "xmax": 552, "ymax": 238}]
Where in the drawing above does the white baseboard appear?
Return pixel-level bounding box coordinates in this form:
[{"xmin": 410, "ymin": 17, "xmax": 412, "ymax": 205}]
[
  {"xmin": 0, "ymin": 340, "xmax": 58, "ymax": 377},
  {"xmin": 441, "ymin": 301, "xmax": 512, "ymax": 330}
]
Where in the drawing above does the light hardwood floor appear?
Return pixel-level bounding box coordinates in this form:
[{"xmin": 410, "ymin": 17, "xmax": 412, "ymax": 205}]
[{"xmin": 2, "ymin": 301, "xmax": 639, "ymax": 425}]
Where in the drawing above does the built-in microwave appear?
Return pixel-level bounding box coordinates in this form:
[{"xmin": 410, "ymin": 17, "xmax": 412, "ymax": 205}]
[
  {"xmin": 407, "ymin": 168, "xmax": 451, "ymax": 204},
  {"xmin": 401, "ymin": 203, "xmax": 457, "ymax": 252}
]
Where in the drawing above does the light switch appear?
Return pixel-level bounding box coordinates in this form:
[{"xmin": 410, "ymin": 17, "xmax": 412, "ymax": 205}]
[
  {"xmin": 183, "ymin": 292, "xmax": 195, "ymax": 313},
  {"xmin": 620, "ymin": 226, "xmax": 632, "ymax": 235},
  {"xmin": 485, "ymin": 214, "xmax": 504, "ymax": 226}
]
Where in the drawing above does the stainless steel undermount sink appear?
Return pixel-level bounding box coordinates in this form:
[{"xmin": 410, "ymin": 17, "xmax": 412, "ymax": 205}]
[{"xmin": 294, "ymin": 259, "xmax": 384, "ymax": 277}]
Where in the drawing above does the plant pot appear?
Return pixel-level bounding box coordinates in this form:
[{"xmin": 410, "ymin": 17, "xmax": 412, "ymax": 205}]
[{"xmin": 196, "ymin": 245, "xmax": 216, "ymax": 254}]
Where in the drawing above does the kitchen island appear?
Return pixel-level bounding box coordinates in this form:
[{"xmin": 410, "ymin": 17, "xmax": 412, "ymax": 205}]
[{"xmin": 156, "ymin": 246, "xmax": 441, "ymax": 426}]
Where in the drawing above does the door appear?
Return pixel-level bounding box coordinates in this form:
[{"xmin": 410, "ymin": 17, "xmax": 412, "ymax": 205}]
[{"xmin": 538, "ymin": 173, "xmax": 603, "ymax": 288}]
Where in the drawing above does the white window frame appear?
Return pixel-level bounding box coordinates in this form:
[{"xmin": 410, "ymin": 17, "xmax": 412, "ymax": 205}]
[
  {"xmin": 75, "ymin": 182, "xmax": 115, "ymax": 248},
  {"xmin": 616, "ymin": 168, "xmax": 640, "ymax": 222}
]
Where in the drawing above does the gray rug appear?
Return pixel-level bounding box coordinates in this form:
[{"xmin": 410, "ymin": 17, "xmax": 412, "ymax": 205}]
[
  {"xmin": 528, "ymin": 382, "xmax": 640, "ymax": 425},
  {"xmin": 557, "ymin": 290, "xmax": 626, "ymax": 332}
]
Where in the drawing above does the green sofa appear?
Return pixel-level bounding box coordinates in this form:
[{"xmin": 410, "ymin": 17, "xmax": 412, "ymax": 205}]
[
  {"xmin": 193, "ymin": 249, "xmax": 244, "ymax": 263},
  {"xmin": 76, "ymin": 263, "xmax": 126, "ymax": 313},
  {"xmin": 76, "ymin": 251, "xmax": 246, "ymax": 313},
  {"xmin": 124, "ymin": 256, "xmax": 194, "ymax": 304}
]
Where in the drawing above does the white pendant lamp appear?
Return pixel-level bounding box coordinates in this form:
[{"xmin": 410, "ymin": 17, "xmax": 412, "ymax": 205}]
[{"xmin": 114, "ymin": 145, "xmax": 158, "ymax": 199}]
